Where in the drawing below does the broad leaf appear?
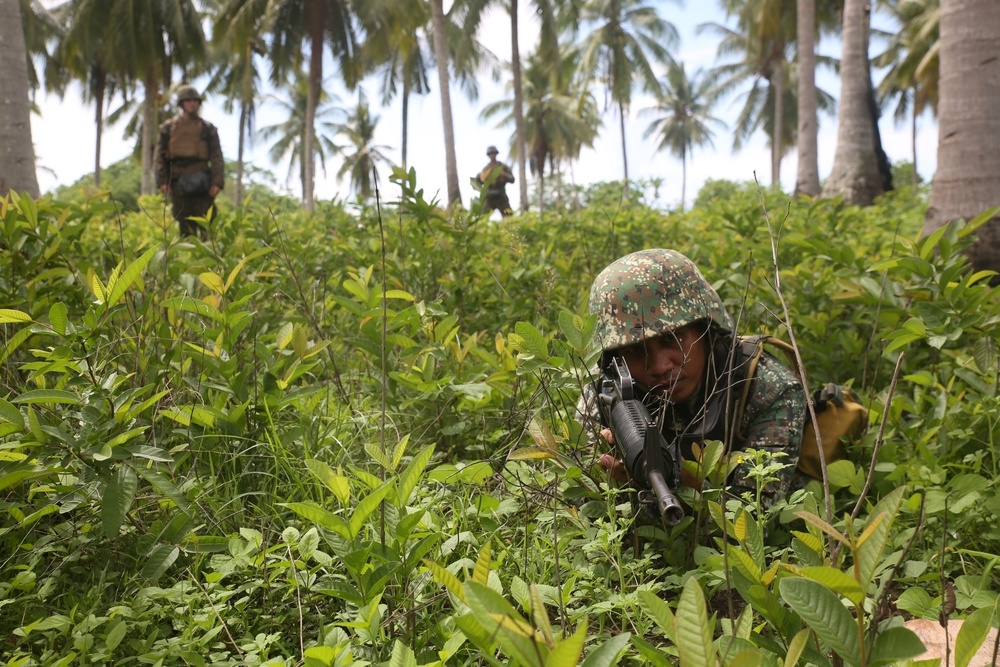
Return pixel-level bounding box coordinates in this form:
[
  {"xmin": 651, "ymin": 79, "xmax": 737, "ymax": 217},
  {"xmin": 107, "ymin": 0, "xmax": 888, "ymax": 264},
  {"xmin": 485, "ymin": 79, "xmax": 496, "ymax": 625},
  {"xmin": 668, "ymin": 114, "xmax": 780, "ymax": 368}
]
[
  {"xmin": 580, "ymin": 632, "xmax": 631, "ymax": 667},
  {"xmin": 779, "ymin": 577, "xmax": 860, "ymax": 666},
  {"xmin": 867, "ymin": 626, "xmax": 926, "ymax": 666},
  {"xmin": 102, "ymin": 466, "xmax": 138, "ymax": 538},
  {"xmin": 676, "ymin": 578, "xmax": 715, "ymax": 667},
  {"xmin": 955, "ymin": 606, "xmax": 995, "ymax": 667},
  {"xmin": 105, "ymin": 246, "xmax": 158, "ymax": 306}
]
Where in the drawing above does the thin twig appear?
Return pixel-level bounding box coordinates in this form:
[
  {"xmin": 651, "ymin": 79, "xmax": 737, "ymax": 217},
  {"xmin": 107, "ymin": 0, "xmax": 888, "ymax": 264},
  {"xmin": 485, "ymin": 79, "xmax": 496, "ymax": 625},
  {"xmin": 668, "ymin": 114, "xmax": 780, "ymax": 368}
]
[
  {"xmin": 285, "ymin": 544, "xmax": 306, "ymax": 659},
  {"xmin": 849, "ymin": 352, "xmax": 905, "ymax": 522},
  {"xmin": 185, "ymin": 567, "xmax": 244, "ymax": 660},
  {"xmin": 753, "ymin": 174, "xmax": 834, "ymax": 530}
]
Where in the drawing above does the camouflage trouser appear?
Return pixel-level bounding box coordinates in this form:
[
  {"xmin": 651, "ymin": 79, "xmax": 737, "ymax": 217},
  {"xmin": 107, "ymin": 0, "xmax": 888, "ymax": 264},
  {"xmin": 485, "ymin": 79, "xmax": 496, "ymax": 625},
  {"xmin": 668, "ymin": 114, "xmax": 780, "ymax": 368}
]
[
  {"xmin": 484, "ymin": 194, "xmax": 512, "ymax": 217},
  {"xmin": 169, "ymin": 187, "xmax": 215, "ymax": 239}
]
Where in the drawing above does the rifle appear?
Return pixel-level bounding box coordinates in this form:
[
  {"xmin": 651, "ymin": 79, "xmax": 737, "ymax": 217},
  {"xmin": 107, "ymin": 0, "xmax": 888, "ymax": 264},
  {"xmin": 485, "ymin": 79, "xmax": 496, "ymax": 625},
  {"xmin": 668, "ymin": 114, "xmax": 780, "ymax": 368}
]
[{"xmin": 597, "ymin": 358, "xmax": 684, "ymax": 526}]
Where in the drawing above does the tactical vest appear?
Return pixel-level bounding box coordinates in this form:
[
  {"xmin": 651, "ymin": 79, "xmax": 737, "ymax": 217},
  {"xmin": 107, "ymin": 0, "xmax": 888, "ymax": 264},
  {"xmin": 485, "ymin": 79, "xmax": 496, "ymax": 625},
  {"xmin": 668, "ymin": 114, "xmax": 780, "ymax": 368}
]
[{"xmin": 167, "ymin": 117, "xmax": 210, "ymax": 168}]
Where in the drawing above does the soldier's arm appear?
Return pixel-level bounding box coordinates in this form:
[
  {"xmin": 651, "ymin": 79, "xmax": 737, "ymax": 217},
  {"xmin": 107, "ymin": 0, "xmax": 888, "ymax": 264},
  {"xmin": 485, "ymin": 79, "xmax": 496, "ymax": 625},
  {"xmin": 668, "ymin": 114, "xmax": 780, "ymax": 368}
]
[
  {"xmin": 727, "ymin": 367, "xmax": 806, "ymax": 508},
  {"xmin": 206, "ymin": 124, "xmax": 224, "ymax": 190}
]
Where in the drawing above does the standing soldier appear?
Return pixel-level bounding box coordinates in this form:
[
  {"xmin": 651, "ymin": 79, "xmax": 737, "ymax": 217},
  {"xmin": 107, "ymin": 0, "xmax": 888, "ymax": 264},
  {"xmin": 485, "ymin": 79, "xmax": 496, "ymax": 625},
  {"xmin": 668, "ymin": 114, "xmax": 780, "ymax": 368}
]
[
  {"xmin": 474, "ymin": 145, "xmax": 515, "ymax": 217},
  {"xmin": 155, "ymin": 84, "xmax": 224, "ymax": 239}
]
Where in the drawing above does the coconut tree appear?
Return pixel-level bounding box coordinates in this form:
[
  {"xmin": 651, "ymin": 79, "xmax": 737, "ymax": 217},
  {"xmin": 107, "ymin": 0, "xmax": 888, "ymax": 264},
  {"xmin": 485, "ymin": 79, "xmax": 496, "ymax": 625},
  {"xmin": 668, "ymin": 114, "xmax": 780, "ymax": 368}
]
[
  {"xmin": 211, "ymin": 0, "xmax": 270, "ymax": 207},
  {"xmin": 641, "ymin": 62, "xmax": 726, "ymax": 210},
  {"xmin": 795, "ymin": 0, "xmax": 820, "ymax": 196},
  {"xmin": 463, "ymin": 0, "xmax": 560, "ymax": 212},
  {"xmin": 332, "ymin": 94, "xmax": 394, "ymax": 199},
  {"xmin": 822, "ymin": 0, "xmax": 884, "ymax": 205},
  {"xmin": 0, "ymin": 0, "xmax": 40, "ymax": 197},
  {"xmin": 49, "ymin": 0, "xmax": 134, "ymax": 188},
  {"xmin": 574, "ymin": 0, "xmax": 677, "ymax": 199},
  {"xmin": 480, "ymin": 48, "xmax": 600, "ymax": 209},
  {"xmin": 923, "ymin": 0, "xmax": 1000, "ymax": 273},
  {"xmin": 258, "ymin": 77, "xmax": 343, "ymax": 199},
  {"xmin": 873, "ymin": 0, "xmax": 939, "ymax": 184},
  {"xmin": 429, "ymin": 0, "xmax": 461, "ymax": 205}
]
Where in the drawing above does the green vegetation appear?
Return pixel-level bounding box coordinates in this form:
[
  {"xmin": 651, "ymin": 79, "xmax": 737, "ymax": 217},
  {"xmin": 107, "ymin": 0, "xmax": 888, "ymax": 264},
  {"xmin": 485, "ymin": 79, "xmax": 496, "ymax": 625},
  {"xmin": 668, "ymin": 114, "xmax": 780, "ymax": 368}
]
[{"xmin": 2, "ymin": 174, "xmax": 999, "ymax": 666}]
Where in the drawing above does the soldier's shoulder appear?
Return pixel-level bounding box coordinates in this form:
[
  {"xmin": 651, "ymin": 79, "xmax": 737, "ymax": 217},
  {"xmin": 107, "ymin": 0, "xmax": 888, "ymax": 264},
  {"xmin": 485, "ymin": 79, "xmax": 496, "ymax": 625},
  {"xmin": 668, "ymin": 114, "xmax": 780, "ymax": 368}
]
[{"xmin": 158, "ymin": 114, "xmax": 181, "ymax": 131}]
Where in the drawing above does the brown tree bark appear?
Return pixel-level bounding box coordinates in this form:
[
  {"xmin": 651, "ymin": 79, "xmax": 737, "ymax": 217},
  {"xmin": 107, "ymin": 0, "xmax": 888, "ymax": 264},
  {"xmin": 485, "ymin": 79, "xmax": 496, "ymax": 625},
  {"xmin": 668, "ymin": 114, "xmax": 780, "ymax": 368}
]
[
  {"xmin": 794, "ymin": 0, "xmax": 820, "ymax": 197},
  {"xmin": 430, "ymin": 0, "xmax": 461, "ymax": 206},
  {"xmin": 923, "ymin": 0, "xmax": 1000, "ymax": 273},
  {"xmin": 0, "ymin": 0, "xmax": 39, "ymax": 198}
]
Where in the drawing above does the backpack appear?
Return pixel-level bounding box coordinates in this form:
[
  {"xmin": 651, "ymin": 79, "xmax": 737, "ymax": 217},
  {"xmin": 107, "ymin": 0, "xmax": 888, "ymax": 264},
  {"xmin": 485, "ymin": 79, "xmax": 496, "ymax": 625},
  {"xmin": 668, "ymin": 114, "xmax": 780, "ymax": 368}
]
[{"xmin": 734, "ymin": 336, "xmax": 868, "ymax": 480}]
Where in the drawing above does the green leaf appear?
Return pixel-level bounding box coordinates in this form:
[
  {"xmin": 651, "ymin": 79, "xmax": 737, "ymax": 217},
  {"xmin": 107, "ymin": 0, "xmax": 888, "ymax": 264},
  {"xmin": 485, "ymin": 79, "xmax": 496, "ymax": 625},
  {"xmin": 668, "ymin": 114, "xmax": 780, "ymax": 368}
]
[
  {"xmin": 955, "ymin": 606, "xmax": 995, "ymax": 667},
  {"xmin": 465, "ymin": 581, "xmax": 544, "ymax": 667},
  {"xmin": 580, "ymin": 632, "xmax": 631, "ymax": 667},
  {"xmin": 857, "ymin": 487, "xmax": 904, "ymax": 585},
  {"xmin": 105, "ymin": 246, "xmax": 158, "ymax": 306},
  {"xmin": 799, "ymin": 566, "xmax": 865, "ymax": 606},
  {"xmin": 546, "ymin": 621, "xmax": 587, "ymax": 667},
  {"xmin": 142, "ymin": 543, "xmax": 178, "ymax": 581},
  {"xmin": 423, "ymin": 558, "xmax": 467, "ymax": 603},
  {"xmin": 282, "ymin": 502, "xmax": 350, "ymax": 539},
  {"xmin": 104, "ymin": 618, "xmax": 127, "ymax": 651},
  {"xmin": 161, "ymin": 295, "xmax": 225, "ymax": 323},
  {"xmin": 390, "ymin": 639, "xmax": 417, "ymax": 667},
  {"xmin": 867, "ymin": 626, "xmax": 926, "ymax": 666},
  {"xmin": 783, "ymin": 628, "xmax": 812, "ymax": 667},
  {"xmin": 11, "ymin": 389, "xmax": 79, "ymax": 405},
  {"xmin": 48, "ymin": 302, "xmax": 68, "ymax": 335},
  {"xmin": 0, "ymin": 398, "xmax": 23, "ymax": 426},
  {"xmin": 348, "ymin": 483, "xmax": 393, "ymax": 539},
  {"xmin": 779, "ymin": 577, "xmax": 860, "ymax": 666},
  {"xmin": 0, "ymin": 309, "xmax": 32, "ymax": 323},
  {"xmin": 513, "ymin": 321, "xmax": 549, "ymax": 358},
  {"xmin": 1, "ymin": 325, "xmax": 32, "ymax": 365},
  {"xmin": 396, "ymin": 444, "xmax": 434, "ymax": 506},
  {"xmin": 198, "ymin": 271, "xmax": 226, "ymax": 295},
  {"xmin": 102, "ymin": 466, "xmax": 138, "ymax": 538},
  {"xmin": 132, "ymin": 466, "xmax": 190, "ymax": 515},
  {"xmin": 474, "ymin": 541, "xmax": 492, "ymax": 584},
  {"xmin": 305, "ymin": 459, "xmax": 351, "ymax": 504},
  {"xmin": 638, "ymin": 590, "xmax": 676, "ymax": 642},
  {"xmin": 676, "ymin": 578, "xmax": 715, "ymax": 667}
]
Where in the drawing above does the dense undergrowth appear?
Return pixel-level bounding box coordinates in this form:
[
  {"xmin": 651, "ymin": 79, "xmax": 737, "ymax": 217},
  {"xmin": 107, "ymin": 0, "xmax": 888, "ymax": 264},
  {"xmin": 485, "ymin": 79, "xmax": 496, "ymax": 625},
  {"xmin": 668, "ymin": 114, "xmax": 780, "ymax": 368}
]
[{"xmin": 2, "ymin": 169, "xmax": 999, "ymax": 666}]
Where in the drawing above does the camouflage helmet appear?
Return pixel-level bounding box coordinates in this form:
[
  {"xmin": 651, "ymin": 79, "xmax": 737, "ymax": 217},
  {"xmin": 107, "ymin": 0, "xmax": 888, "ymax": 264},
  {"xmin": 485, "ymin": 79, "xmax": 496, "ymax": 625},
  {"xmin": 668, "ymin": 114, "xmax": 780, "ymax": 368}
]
[
  {"xmin": 589, "ymin": 248, "xmax": 733, "ymax": 352},
  {"xmin": 176, "ymin": 84, "xmax": 202, "ymax": 103},
  {"xmin": 486, "ymin": 145, "xmax": 499, "ymax": 156}
]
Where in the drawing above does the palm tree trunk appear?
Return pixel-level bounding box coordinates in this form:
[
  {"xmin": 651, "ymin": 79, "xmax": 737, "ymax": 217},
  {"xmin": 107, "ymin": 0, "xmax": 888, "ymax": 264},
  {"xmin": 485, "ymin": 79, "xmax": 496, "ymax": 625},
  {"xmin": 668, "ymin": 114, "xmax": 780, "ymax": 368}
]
[
  {"xmin": 911, "ymin": 97, "xmax": 918, "ymax": 186},
  {"xmin": 237, "ymin": 102, "xmax": 247, "ymax": 208},
  {"xmin": 821, "ymin": 0, "xmax": 883, "ymax": 205},
  {"xmin": 511, "ymin": 0, "xmax": 528, "ymax": 212},
  {"xmin": 771, "ymin": 58, "xmax": 783, "ymax": 188},
  {"xmin": 304, "ymin": 1, "xmax": 326, "ymax": 212},
  {"xmin": 430, "ymin": 0, "xmax": 461, "ymax": 206},
  {"xmin": 141, "ymin": 67, "xmax": 156, "ymax": 196},
  {"xmin": 923, "ymin": 0, "xmax": 1000, "ymax": 273},
  {"xmin": 401, "ymin": 77, "xmax": 410, "ymax": 169},
  {"xmin": 681, "ymin": 150, "xmax": 687, "ymax": 211},
  {"xmin": 0, "ymin": 0, "xmax": 39, "ymax": 197},
  {"xmin": 93, "ymin": 66, "xmax": 106, "ymax": 188},
  {"xmin": 619, "ymin": 101, "xmax": 629, "ymax": 199},
  {"xmin": 795, "ymin": 0, "xmax": 820, "ymax": 197}
]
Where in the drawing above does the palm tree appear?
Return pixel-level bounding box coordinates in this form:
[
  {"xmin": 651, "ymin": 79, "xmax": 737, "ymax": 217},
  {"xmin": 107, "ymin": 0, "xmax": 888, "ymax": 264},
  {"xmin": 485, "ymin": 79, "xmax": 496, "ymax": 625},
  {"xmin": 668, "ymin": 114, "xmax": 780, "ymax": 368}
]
[
  {"xmin": 463, "ymin": 0, "xmax": 560, "ymax": 212},
  {"xmin": 258, "ymin": 77, "xmax": 343, "ymax": 200},
  {"xmin": 795, "ymin": 0, "xmax": 820, "ymax": 196},
  {"xmin": 640, "ymin": 62, "xmax": 725, "ymax": 210},
  {"xmin": 50, "ymin": 0, "xmax": 134, "ymax": 188},
  {"xmin": 356, "ymin": 0, "xmax": 432, "ymax": 170},
  {"xmin": 822, "ymin": 0, "xmax": 884, "ymax": 205},
  {"xmin": 480, "ymin": 48, "xmax": 600, "ymax": 209},
  {"xmin": 115, "ymin": 0, "xmax": 207, "ymax": 195},
  {"xmin": 332, "ymin": 94, "xmax": 394, "ymax": 199},
  {"xmin": 923, "ymin": 0, "xmax": 1000, "ymax": 274},
  {"xmin": 211, "ymin": 0, "xmax": 269, "ymax": 207},
  {"xmin": 873, "ymin": 0, "xmax": 939, "ymax": 185},
  {"xmin": 429, "ymin": 0, "xmax": 461, "ymax": 206},
  {"xmin": 230, "ymin": 0, "xmax": 360, "ymax": 211},
  {"xmin": 0, "ymin": 0, "xmax": 40, "ymax": 197},
  {"xmin": 574, "ymin": 0, "xmax": 677, "ymax": 199}
]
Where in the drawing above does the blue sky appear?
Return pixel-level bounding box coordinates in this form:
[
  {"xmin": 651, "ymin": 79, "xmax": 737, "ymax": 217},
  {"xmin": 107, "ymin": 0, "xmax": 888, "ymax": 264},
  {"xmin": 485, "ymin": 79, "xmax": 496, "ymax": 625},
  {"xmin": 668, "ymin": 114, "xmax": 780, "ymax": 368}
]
[{"xmin": 31, "ymin": 0, "xmax": 937, "ymax": 209}]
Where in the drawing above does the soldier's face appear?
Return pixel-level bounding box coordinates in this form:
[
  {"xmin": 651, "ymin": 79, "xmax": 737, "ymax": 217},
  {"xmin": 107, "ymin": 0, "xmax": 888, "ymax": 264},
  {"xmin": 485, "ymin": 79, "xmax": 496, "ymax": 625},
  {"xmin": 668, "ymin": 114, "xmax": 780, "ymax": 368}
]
[
  {"xmin": 181, "ymin": 99, "xmax": 201, "ymax": 114},
  {"xmin": 618, "ymin": 323, "xmax": 708, "ymax": 402}
]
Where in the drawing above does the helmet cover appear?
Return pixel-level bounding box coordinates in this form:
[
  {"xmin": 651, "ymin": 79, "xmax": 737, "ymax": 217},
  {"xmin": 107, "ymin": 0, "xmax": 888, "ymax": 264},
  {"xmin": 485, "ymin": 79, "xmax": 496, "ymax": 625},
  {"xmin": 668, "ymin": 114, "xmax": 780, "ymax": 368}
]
[
  {"xmin": 176, "ymin": 84, "xmax": 202, "ymax": 103},
  {"xmin": 589, "ymin": 248, "xmax": 733, "ymax": 352}
]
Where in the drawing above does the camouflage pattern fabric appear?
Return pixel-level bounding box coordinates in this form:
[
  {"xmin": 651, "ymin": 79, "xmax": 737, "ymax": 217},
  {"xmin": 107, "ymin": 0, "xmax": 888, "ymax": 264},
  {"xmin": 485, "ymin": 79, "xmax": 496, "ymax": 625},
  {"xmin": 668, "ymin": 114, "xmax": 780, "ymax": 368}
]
[
  {"xmin": 589, "ymin": 249, "xmax": 733, "ymax": 353},
  {"xmin": 582, "ymin": 248, "xmax": 806, "ymax": 507},
  {"xmin": 155, "ymin": 114, "xmax": 225, "ymax": 238}
]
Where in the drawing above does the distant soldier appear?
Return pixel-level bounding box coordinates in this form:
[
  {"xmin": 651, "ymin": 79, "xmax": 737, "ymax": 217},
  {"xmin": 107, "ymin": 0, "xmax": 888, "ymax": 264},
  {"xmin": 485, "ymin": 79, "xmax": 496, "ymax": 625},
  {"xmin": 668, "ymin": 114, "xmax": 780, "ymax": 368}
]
[
  {"xmin": 474, "ymin": 145, "xmax": 515, "ymax": 217},
  {"xmin": 155, "ymin": 84, "xmax": 224, "ymax": 239}
]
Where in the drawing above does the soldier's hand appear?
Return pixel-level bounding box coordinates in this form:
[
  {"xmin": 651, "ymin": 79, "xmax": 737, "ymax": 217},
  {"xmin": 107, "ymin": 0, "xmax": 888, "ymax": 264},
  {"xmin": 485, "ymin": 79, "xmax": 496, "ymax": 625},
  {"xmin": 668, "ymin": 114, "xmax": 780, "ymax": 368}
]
[
  {"xmin": 209, "ymin": 185, "xmax": 221, "ymax": 197},
  {"xmin": 159, "ymin": 184, "xmax": 169, "ymax": 195}
]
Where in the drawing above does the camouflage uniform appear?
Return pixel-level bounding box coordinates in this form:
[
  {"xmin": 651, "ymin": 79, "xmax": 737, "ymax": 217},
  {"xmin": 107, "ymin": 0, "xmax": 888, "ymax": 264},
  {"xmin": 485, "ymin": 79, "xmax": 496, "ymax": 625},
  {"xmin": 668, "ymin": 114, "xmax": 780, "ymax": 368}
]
[
  {"xmin": 475, "ymin": 146, "xmax": 514, "ymax": 216},
  {"xmin": 154, "ymin": 86, "xmax": 225, "ymax": 238},
  {"xmin": 580, "ymin": 248, "xmax": 806, "ymax": 506}
]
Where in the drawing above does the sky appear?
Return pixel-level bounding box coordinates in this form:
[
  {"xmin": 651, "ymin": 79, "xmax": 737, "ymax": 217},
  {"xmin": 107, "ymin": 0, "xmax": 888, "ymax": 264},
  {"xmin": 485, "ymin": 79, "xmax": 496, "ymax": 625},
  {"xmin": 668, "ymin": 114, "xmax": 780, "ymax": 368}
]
[{"xmin": 30, "ymin": 1, "xmax": 937, "ymax": 210}]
